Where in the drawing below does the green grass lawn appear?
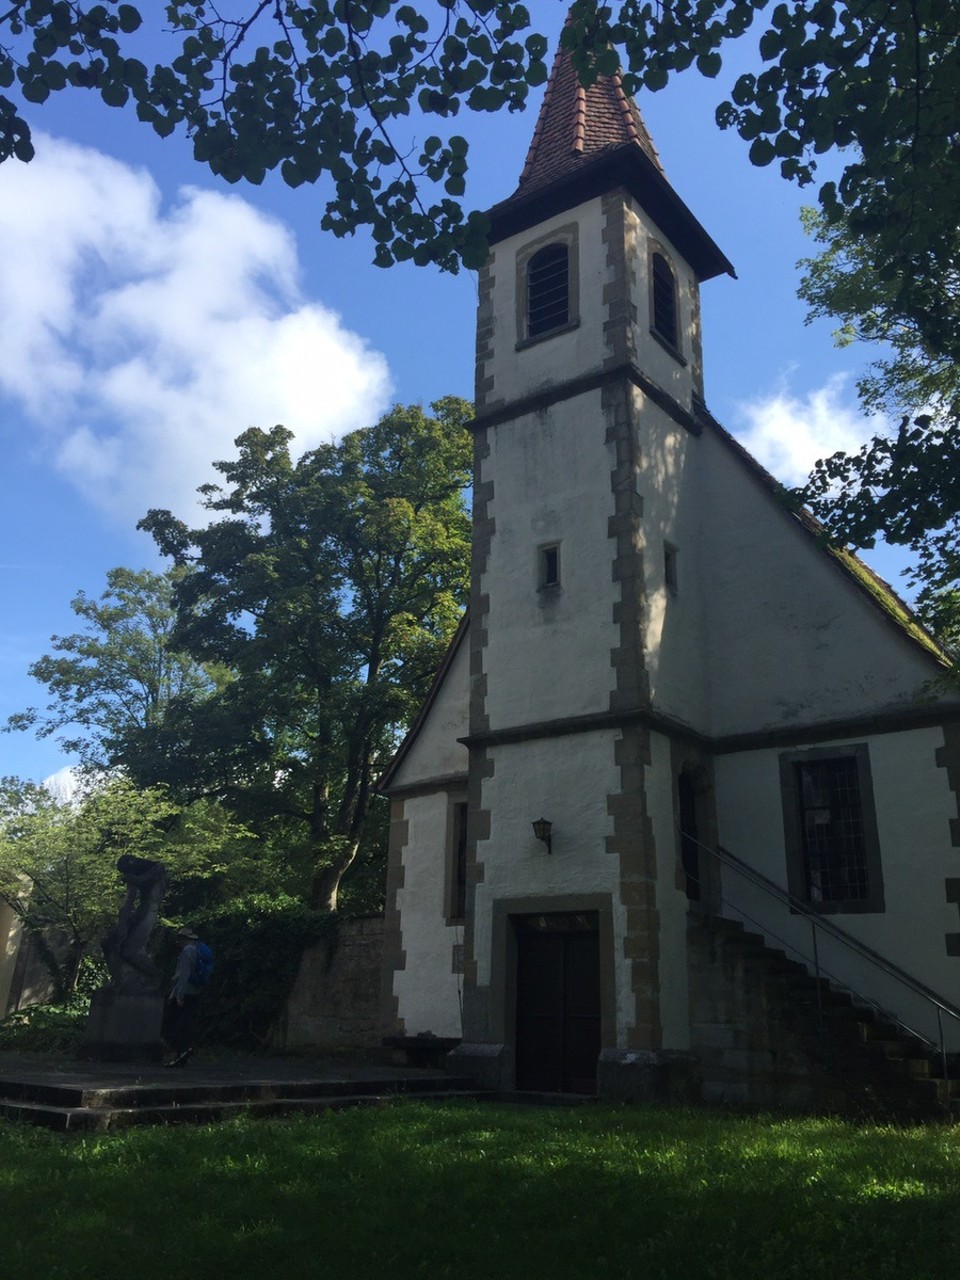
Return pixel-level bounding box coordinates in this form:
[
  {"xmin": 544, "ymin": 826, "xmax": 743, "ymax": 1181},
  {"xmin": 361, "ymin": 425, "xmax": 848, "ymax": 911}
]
[{"xmin": 1, "ymin": 1102, "xmax": 959, "ymax": 1280}]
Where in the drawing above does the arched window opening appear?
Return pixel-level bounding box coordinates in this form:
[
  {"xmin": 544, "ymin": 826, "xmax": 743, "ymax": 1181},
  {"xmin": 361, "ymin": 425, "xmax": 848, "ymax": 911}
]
[
  {"xmin": 527, "ymin": 244, "xmax": 569, "ymax": 338},
  {"xmin": 651, "ymin": 251, "xmax": 678, "ymax": 349}
]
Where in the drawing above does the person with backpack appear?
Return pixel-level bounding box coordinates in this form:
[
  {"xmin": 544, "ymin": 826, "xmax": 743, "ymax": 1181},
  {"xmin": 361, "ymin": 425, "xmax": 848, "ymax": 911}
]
[{"xmin": 163, "ymin": 926, "xmax": 213, "ymax": 1068}]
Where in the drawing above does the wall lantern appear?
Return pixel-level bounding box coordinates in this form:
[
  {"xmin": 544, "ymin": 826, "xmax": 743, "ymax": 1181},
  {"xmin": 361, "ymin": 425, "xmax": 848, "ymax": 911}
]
[{"xmin": 532, "ymin": 818, "xmax": 553, "ymax": 855}]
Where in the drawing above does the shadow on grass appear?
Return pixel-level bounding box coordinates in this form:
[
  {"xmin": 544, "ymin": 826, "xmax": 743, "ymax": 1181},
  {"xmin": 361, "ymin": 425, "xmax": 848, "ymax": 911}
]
[{"xmin": 1, "ymin": 1103, "xmax": 959, "ymax": 1279}]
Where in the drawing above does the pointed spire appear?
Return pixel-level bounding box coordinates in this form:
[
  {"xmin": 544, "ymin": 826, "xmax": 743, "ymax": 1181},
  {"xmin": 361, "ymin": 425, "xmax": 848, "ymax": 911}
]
[
  {"xmin": 486, "ymin": 35, "xmax": 735, "ymax": 282},
  {"xmin": 515, "ymin": 43, "xmax": 663, "ymax": 197}
]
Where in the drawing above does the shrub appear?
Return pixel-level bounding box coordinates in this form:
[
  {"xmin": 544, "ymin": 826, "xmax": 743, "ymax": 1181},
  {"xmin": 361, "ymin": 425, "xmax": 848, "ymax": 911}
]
[
  {"xmin": 0, "ymin": 999, "xmax": 87, "ymax": 1054},
  {"xmin": 187, "ymin": 894, "xmax": 337, "ymax": 1049}
]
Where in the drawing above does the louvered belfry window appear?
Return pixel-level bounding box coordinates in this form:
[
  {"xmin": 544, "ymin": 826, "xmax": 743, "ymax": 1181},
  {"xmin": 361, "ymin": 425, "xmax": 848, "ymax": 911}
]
[
  {"xmin": 651, "ymin": 251, "xmax": 678, "ymax": 348},
  {"xmin": 527, "ymin": 244, "xmax": 569, "ymax": 337}
]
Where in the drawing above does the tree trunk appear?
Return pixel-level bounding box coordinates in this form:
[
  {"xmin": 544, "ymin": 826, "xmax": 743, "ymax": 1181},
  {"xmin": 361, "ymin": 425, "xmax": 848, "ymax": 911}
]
[
  {"xmin": 309, "ymin": 839, "xmax": 360, "ymax": 912},
  {"xmin": 64, "ymin": 941, "xmax": 85, "ymax": 997}
]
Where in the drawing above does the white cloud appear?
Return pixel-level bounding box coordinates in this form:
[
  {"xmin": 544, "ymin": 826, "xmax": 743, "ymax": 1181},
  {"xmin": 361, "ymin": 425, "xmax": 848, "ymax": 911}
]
[
  {"xmin": 42, "ymin": 766, "xmax": 79, "ymax": 804},
  {"xmin": 0, "ymin": 135, "xmax": 392, "ymax": 523},
  {"xmin": 731, "ymin": 373, "xmax": 888, "ymax": 488}
]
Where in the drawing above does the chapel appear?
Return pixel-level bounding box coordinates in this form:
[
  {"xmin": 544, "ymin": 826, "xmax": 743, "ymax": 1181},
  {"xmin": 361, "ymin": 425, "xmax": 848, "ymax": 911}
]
[{"xmin": 379, "ymin": 39, "xmax": 960, "ymax": 1108}]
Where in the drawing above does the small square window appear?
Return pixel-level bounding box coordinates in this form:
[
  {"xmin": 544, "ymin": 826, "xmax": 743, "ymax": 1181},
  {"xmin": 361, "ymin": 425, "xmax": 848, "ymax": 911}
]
[
  {"xmin": 539, "ymin": 543, "xmax": 561, "ymax": 590},
  {"xmin": 664, "ymin": 542, "xmax": 679, "ymax": 593}
]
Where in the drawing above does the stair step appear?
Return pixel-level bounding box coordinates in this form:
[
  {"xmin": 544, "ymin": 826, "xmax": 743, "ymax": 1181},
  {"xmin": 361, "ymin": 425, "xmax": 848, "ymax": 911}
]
[
  {"xmin": 705, "ymin": 915, "xmax": 958, "ymax": 1120},
  {"xmin": 0, "ymin": 1086, "xmax": 484, "ymax": 1132},
  {"xmin": 0, "ymin": 1071, "xmax": 468, "ymax": 1112}
]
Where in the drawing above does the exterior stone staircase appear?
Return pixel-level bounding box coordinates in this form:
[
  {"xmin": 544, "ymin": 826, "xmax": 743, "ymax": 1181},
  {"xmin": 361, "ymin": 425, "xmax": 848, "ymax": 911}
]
[
  {"xmin": 0, "ymin": 1059, "xmax": 479, "ymax": 1132},
  {"xmin": 689, "ymin": 914, "xmax": 960, "ymax": 1120}
]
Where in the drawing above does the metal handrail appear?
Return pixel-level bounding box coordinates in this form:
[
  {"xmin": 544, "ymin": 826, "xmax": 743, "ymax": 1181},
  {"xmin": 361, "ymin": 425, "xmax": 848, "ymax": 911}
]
[{"xmin": 683, "ymin": 830, "xmax": 960, "ymax": 1078}]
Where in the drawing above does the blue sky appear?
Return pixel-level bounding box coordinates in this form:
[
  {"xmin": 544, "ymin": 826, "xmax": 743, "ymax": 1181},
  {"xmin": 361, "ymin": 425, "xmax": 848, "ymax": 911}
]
[{"xmin": 0, "ymin": 5, "xmax": 907, "ymax": 784}]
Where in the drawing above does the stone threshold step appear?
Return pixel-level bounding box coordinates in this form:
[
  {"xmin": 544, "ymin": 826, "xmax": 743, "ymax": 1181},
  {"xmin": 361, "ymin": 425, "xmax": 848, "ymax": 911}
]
[
  {"xmin": 0, "ymin": 1073, "xmax": 464, "ymax": 1110},
  {"xmin": 0, "ymin": 1088, "xmax": 485, "ymax": 1132}
]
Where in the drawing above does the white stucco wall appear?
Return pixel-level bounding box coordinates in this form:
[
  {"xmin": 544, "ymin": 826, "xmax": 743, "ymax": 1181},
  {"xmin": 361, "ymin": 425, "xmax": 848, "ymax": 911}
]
[
  {"xmin": 698, "ymin": 430, "xmax": 952, "ymax": 735},
  {"xmin": 636, "ymin": 389, "xmax": 711, "ymax": 727},
  {"xmin": 484, "ymin": 193, "xmax": 703, "ymax": 415},
  {"xmin": 469, "ymin": 730, "xmax": 694, "ymax": 1052},
  {"xmin": 623, "ymin": 198, "xmax": 702, "ymax": 409},
  {"xmin": 388, "ymin": 632, "xmax": 469, "ymax": 1039},
  {"xmin": 392, "ymin": 789, "xmax": 465, "ymax": 1038},
  {"xmin": 473, "ymin": 731, "xmax": 653, "ymax": 1047},
  {"xmin": 485, "ymin": 202, "xmax": 608, "ymax": 404},
  {"xmin": 714, "ymin": 727, "xmax": 960, "ymax": 1049},
  {"xmin": 389, "ymin": 629, "xmax": 469, "ymax": 791},
  {"xmin": 480, "ymin": 391, "xmax": 620, "ymax": 729},
  {"xmin": 472, "ymin": 732, "xmax": 619, "ymax": 970},
  {"xmin": 648, "ymin": 731, "xmax": 692, "ymax": 1050},
  {"xmin": 628, "ymin": 390, "xmax": 956, "ymax": 739}
]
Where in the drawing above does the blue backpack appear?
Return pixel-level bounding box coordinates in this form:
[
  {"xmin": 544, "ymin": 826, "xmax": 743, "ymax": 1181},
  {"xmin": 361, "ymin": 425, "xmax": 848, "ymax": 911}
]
[{"xmin": 191, "ymin": 941, "xmax": 214, "ymax": 986}]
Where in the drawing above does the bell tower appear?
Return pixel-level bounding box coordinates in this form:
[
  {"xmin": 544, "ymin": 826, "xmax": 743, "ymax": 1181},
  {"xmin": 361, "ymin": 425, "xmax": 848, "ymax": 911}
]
[{"xmin": 457, "ymin": 40, "xmax": 735, "ymax": 1094}]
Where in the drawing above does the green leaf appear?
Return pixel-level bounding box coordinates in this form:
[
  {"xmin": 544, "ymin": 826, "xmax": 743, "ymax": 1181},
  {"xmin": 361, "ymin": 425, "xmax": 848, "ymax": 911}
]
[
  {"xmin": 117, "ymin": 5, "xmax": 142, "ymax": 34},
  {"xmin": 101, "ymin": 80, "xmax": 129, "ymax": 108},
  {"xmin": 21, "ymin": 78, "xmax": 51, "ymax": 104},
  {"xmin": 644, "ymin": 65, "xmax": 669, "ymax": 92},
  {"xmin": 749, "ymin": 136, "xmax": 776, "ymax": 166}
]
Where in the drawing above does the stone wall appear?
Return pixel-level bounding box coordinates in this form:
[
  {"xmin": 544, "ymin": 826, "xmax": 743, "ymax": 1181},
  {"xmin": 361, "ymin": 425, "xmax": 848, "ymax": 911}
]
[
  {"xmin": 687, "ymin": 913, "xmax": 831, "ymax": 1110},
  {"xmin": 3, "ymin": 926, "xmax": 67, "ymax": 1015},
  {"xmin": 281, "ymin": 915, "xmax": 385, "ymax": 1053},
  {"xmin": 685, "ymin": 913, "xmax": 948, "ymax": 1117}
]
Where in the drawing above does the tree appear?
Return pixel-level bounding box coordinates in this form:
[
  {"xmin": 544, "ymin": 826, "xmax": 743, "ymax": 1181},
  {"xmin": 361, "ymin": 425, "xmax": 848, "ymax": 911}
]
[
  {"xmin": 140, "ymin": 398, "xmax": 472, "ymax": 910},
  {"xmin": 0, "ymin": 773, "xmax": 248, "ymax": 1000},
  {"xmin": 1, "ymin": 3, "xmax": 955, "ymax": 276},
  {"xmin": 795, "ymin": 207, "xmax": 960, "ymax": 627},
  {"xmin": 5, "ymin": 565, "xmax": 226, "ymax": 781}
]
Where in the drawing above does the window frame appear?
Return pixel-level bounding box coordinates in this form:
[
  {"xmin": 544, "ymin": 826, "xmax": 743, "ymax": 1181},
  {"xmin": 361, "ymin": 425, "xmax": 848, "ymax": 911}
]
[
  {"xmin": 526, "ymin": 243, "xmax": 569, "ymax": 338},
  {"xmin": 516, "ymin": 224, "xmax": 580, "ymax": 349},
  {"xmin": 648, "ymin": 246, "xmax": 685, "ymax": 362},
  {"xmin": 538, "ymin": 542, "xmax": 561, "ymax": 592},
  {"xmin": 444, "ymin": 797, "xmax": 469, "ymax": 925},
  {"xmin": 664, "ymin": 541, "xmax": 679, "ymax": 594},
  {"xmin": 779, "ymin": 744, "xmax": 885, "ymax": 914}
]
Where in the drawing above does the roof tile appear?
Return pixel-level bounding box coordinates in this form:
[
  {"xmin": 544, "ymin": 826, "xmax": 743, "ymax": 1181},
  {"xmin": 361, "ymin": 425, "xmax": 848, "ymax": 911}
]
[{"xmin": 514, "ymin": 44, "xmax": 663, "ymax": 198}]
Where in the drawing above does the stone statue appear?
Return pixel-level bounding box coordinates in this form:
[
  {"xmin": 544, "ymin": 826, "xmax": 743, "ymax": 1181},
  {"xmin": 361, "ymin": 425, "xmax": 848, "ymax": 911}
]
[{"xmin": 101, "ymin": 855, "xmax": 168, "ymax": 991}]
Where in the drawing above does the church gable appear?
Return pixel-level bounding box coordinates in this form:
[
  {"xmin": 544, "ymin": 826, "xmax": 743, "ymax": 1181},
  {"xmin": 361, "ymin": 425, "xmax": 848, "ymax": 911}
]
[
  {"xmin": 633, "ymin": 393, "xmax": 956, "ymax": 739},
  {"xmin": 698, "ymin": 416, "xmax": 952, "ymax": 739},
  {"xmin": 381, "ymin": 616, "xmax": 469, "ymax": 795}
]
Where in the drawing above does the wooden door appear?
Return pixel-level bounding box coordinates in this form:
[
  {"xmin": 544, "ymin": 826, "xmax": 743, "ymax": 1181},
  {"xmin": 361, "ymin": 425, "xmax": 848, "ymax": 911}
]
[{"xmin": 514, "ymin": 912, "xmax": 600, "ymax": 1094}]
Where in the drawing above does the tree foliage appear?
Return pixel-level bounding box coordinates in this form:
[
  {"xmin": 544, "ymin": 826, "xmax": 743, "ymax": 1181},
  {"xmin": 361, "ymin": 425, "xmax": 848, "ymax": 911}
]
[
  {"xmin": 796, "ymin": 206, "xmax": 960, "ymax": 627},
  {"xmin": 4, "ymin": 565, "xmax": 225, "ymax": 780},
  {"xmin": 0, "ymin": 773, "xmax": 248, "ymax": 999},
  {"xmin": 139, "ymin": 398, "xmax": 473, "ymax": 910},
  {"xmin": 191, "ymin": 893, "xmax": 338, "ymax": 1048},
  {"xmin": 1, "ymin": 3, "xmax": 955, "ymax": 274},
  {"xmin": 0, "ymin": 0, "xmax": 549, "ymax": 270}
]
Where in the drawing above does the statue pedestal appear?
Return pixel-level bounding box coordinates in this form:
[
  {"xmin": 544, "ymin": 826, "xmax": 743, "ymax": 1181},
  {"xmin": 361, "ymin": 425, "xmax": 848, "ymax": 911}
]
[{"xmin": 80, "ymin": 986, "xmax": 165, "ymax": 1062}]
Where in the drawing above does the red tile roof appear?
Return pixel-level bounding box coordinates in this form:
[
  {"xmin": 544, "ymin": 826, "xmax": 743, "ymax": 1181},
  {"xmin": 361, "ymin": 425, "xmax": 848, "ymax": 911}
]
[
  {"xmin": 485, "ymin": 36, "xmax": 735, "ymax": 282},
  {"xmin": 514, "ymin": 44, "xmax": 664, "ymax": 198}
]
